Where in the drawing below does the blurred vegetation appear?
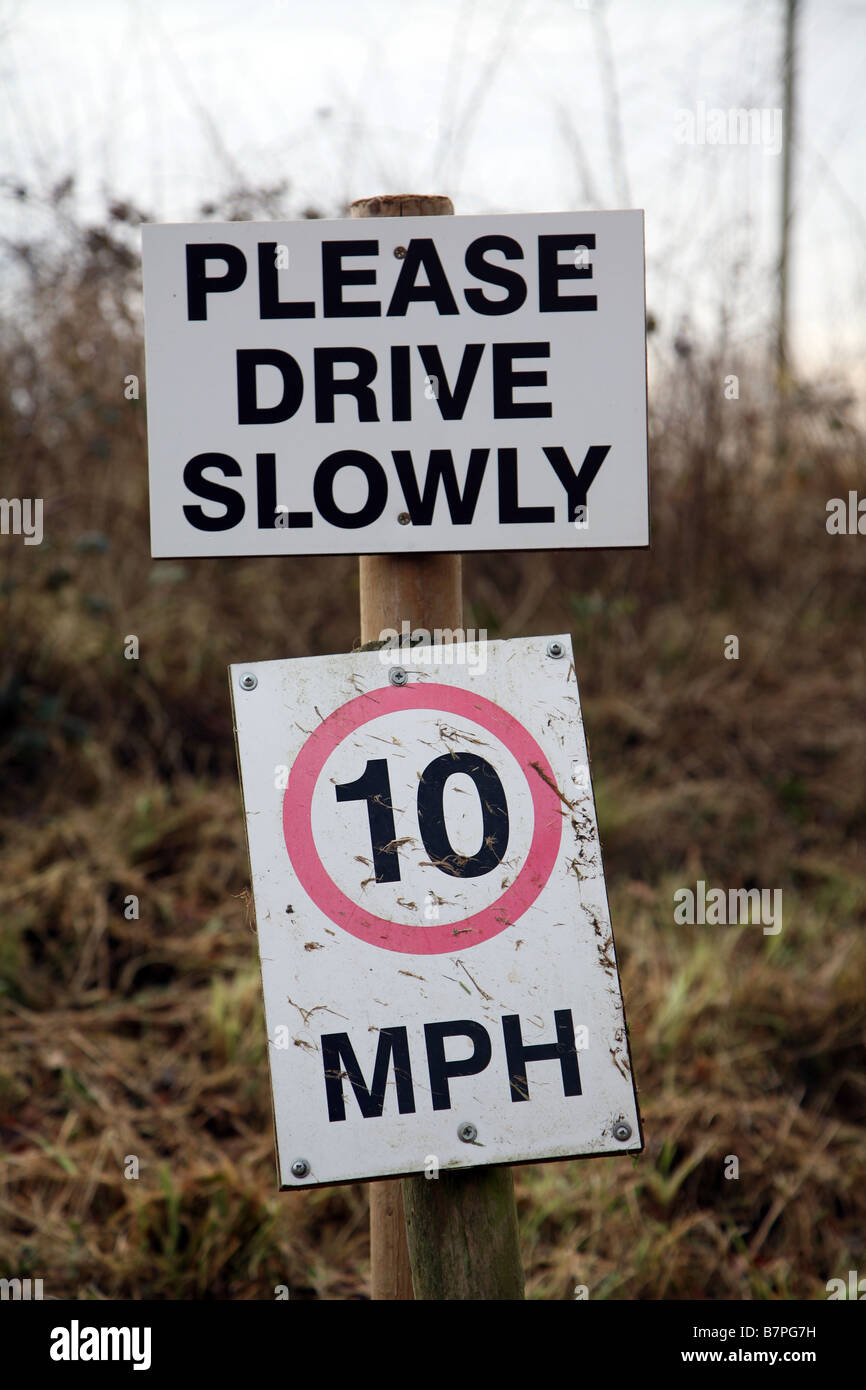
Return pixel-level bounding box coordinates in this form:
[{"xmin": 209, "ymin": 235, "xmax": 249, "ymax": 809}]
[{"xmin": 0, "ymin": 182, "xmax": 864, "ymax": 1299}]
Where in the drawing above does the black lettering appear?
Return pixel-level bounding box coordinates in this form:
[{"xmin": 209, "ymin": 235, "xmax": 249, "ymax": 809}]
[
  {"xmin": 425, "ymin": 1020, "xmax": 492, "ymax": 1111},
  {"xmin": 543, "ymin": 445, "xmax": 610, "ymax": 521},
  {"xmin": 186, "ymin": 243, "xmax": 246, "ymax": 321},
  {"xmin": 257, "ymin": 242, "xmax": 314, "ymax": 318},
  {"xmin": 237, "ymin": 349, "xmax": 303, "ymax": 424},
  {"xmin": 314, "ymin": 348, "xmax": 379, "ymax": 423},
  {"xmin": 387, "ymin": 239, "xmax": 459, "ymax": 317},
  {"xmin": 322, "ymin": 240, "xmax": 380, "ymax": 317},
  {"xmin": 464, "ymin": 235, "xmax": 527, "ymax": 315},
  {"xmin": 498, "ymin": 449, "xmax": 554, "ymax": 524},
  {"xmin": 502, "ymin": 1010, "xmax": 582, "ymax": 1102},
  {"xmin": 392, "ymin": 448, "xmax": 488, "ymax": 526},
  {"xmin": 390, "ymin": 345, "xmax": 411, "ymax": 421},
  {"xmin": 416, "ymin": 344, "xmax": 484, "ymax": 420},
  {"xmin": 492, "ymin": 343, "xmax": 551, "ymax": 419},
  {"xmin": 538, "ymin": 234, "xmax": 596, "ymax": 312},
  {"xmin": 335, "ymin": 759, "xmax": 399, "ymax": 883},
  {"xmin": 182, "ymin": 453, "xmax": 245, "ymax": 531},
  {"xmin": 314, "ymin": 450, "xmax": 387, "ymax": 529},
  {"xmin": 322, "ymin": 1028, "xmax": 415, "ymax": 1121},
  {"xmin": 256, "ymin": 452, "xmax": 277, "ymax": 529},
  {"xmin": 417, "ymin": 753, "xmax": 509, "ymax": 876}
]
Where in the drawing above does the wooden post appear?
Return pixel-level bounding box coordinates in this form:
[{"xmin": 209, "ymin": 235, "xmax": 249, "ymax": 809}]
[
  {"xmin": 776, "ymin": 0, "xmax": 798, "ymax": 386},
  {"xmin": 775, "ymin": 0, "xmax": 799, "ymax": 457},
  {"xmin": 402, "ymin": 1167, "xmax": 524, "ymax": 1301},
  {"xmin": 352, "ymin": 192, "xmax": 525, "ymax": 1303}
]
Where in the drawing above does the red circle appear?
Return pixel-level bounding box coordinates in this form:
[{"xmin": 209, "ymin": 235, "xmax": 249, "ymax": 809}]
[{"xmin": 283, "ymin": 683, "xmax": 563, "ymax": 955}]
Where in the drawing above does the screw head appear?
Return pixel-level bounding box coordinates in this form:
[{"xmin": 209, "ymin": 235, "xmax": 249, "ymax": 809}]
[
  {"xmin": 393, "ymin": 245, "xmax": 407, "ymax": 259},
  {"xmin": 546, "ymin": 640, "xmax": 565, "ymax": 660},
  {"xmin": 458, "ymin": 1122, "xmax": 477, "ymax": 1144},
  {"xmin": 389, "ymin": 666, "xmax": 408, "ymax": 687},
  {"xmin": 397, "ymin": 511, "xmax": 411, "ymax": 525},
  {"xmin": 239, "ymin": 672, "xmax": 258, "ymax": 690},
  {"xmin": 290, "ymin": 1158, "xmax": 310, "ymax": 1178},
  {"xmin": 612, "ymin": 1121, "xmax": 632, "ymax": 1143}
]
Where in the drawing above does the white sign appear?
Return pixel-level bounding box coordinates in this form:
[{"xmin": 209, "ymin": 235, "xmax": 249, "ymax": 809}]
[
  {"xmin": 143, "ymin": 211, "xmax": 648, "ymax": 557},
  {"xmin": 230, "ymin": 635, "xmax": 641, "ymax": 1188}
]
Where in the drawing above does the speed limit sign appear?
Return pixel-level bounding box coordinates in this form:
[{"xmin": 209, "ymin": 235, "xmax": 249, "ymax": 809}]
[{"xmin": 230, "ymin": 634, "xmax": 641, "ymax": 1188}]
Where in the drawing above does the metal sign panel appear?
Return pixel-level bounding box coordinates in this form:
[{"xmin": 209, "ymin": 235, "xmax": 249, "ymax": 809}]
[
  {"xmin": 143, "ymin": 211, "xmax": 648, "ymax": 557},
  {"xmin": 230, "ymin": 634, "xmax": 641, "ymax": 1188}
]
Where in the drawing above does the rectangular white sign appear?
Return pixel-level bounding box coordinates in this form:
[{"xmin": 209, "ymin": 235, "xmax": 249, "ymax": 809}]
[
  {"xmin": 143, "ymin": 211, "xmax": 648, "ymax": 557},
  {"xmin": 230, "ymin": 634, "xmax": 642, "ymax": 1188}
]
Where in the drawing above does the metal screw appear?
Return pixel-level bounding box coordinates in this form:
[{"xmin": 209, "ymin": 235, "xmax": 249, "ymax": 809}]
[
  {"xmin": 290, "ymin": 1158, "xmax": 310, "ymax": 1178},
  {"xmin": 389, "ymin": 666, "xmax": 408, "ymax": 687},
  {"xmin": 458, "ymin": 1122, "xmax": 477, "ymax": 1143},
  {"xmin": 546, "ymin": 640, "xmax": 565, "ymax": 660},
  {"xmin": 397, "ymin": 511, "xmax": 411, "ymax": 525},
  {"xmin": 612, "ymin": 1121, "xmax": 632, "ymax": 1143},
  {"xmin": 239, "ymin": 672, "xmax": 258, "ymax": 690},
  {"xmin": 393, "ymin": 246, "xmax": 406, "ymax": 259}
]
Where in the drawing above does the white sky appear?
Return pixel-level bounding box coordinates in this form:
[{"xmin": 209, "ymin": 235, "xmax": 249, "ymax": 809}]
[{"xmin": 1, "ymin": 0, "xmax": 865, "ymax": 386}]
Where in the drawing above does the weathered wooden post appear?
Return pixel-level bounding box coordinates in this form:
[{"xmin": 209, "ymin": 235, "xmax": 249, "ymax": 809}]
[{"xmin": 352, "ymin": 193, "xmax": 525, "ymax": 1302}]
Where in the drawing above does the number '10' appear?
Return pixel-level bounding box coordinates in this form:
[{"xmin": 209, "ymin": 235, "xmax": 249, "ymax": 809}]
[{"xmin": 335, "ymin": 753, "xmax": 509, "ymax": 882}]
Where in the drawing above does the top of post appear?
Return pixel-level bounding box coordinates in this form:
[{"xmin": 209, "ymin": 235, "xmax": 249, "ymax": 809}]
[{"xmin": 350, "ymin": 195, "xmax": 454, "ymax": 218}]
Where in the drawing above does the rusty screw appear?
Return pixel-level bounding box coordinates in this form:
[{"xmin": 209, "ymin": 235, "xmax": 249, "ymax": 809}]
[{"xmin": 393, "ymin": 246, "xmax": 406, "ymax": 259}]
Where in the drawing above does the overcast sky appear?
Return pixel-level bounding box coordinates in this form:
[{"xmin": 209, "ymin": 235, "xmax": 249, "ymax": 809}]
[{"xmin": 2, "ymin": 0, "xmax": 864, "ymax": 387}]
